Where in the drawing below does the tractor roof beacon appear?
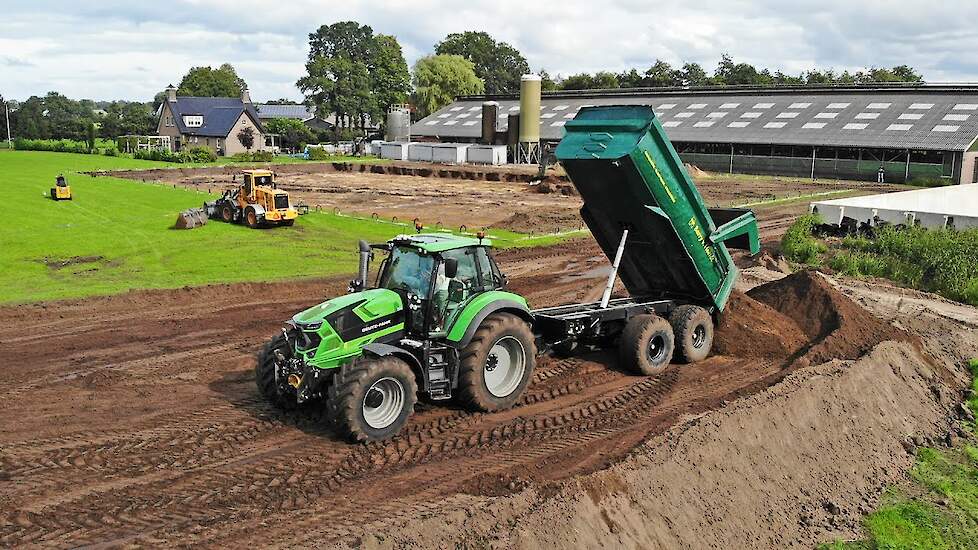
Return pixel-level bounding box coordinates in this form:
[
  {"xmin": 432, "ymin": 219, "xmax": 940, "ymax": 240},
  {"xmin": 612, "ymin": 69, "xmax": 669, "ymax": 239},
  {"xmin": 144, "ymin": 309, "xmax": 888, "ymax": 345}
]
[{"xmin": 255, "ymin": 105, "xmax": 760, "ymax": 443}]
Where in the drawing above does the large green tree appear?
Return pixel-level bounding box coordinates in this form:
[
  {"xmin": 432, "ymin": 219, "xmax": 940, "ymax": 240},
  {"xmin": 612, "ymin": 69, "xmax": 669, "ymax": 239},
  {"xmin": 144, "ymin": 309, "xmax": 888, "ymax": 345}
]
[
  {"xmin": 412, "ymin": 54, "xmax": 484, "ymax": 118},
  {"xmin": 435, "ymin": 31, "xmax": 529, "ymax": 94},
  {"xmin": 298, "ymin": 22, "xmax": 411, "ymax": 130},
  {"xmin": 265, "ymin": 117, "xmax": 315, "ymax": 150},
  {"xmin": 99, "ymin": 101, "xmax": 155, "ymax": 138},
  {"xmin": 177, "ymin": 63, "xmax": 248, "ymax": 97}
]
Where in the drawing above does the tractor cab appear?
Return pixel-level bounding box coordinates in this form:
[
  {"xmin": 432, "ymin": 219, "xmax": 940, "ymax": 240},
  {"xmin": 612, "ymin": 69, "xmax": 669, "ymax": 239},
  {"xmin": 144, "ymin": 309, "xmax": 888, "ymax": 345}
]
[{"xmin": 369, "ymin": 234, "xmax": 505, "ymax": 337}]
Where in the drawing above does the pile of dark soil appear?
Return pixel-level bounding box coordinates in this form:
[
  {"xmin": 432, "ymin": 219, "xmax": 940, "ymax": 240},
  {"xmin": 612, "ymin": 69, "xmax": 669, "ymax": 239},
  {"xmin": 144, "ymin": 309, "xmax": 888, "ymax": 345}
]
[
  {"xmin": 747, "ymin": 270, "xmax": 910, "ymax": 365},
  {"xmin": 497, "ymin": 208, "xmax": 582, "ymax": 234},
  {"xmin": 713, "ymin": 291, "xmax": 808, "ymax": 359}
]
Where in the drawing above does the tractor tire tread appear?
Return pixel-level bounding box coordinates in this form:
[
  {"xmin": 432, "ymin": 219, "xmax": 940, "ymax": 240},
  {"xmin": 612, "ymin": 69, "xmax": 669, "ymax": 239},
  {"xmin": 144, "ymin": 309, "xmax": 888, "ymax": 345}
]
[
  {"xmin": 255, "ymin": 333, "xmax": 297, "ymax": 410},
  {"xmin": 669, "ymin": 305, "xmax": 714, "ymax": 364},
  {"xmin": 619, "ymin": 314, "xmax": 675, "ymax": 376},
  {"xmin": 326, "ymin": 357, "xmax": 417, "ymax": 443},
  {"xmin": 457, "ymin": 313, "xmax": 536, "ymax": 412}
]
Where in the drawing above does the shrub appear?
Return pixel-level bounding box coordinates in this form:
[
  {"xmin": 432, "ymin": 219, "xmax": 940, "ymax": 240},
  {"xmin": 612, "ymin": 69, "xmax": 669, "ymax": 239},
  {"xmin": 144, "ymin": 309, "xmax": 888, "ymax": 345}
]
[
  {"xmin": 228, "ymin": 151, "xmax": 274, "ymax": 162},
  {"xmin": 13, "ymin": 138, "xmax": 93, "ymax": 154},
  {"xmin": 909, "ymin": 176, "xmax": 953, "ymax": 188},
  {"xmin": 835, "ymin": 225, "xmax": 978, "ymax": 306},
  {"xmin": 781, "ymin": 214, "xmax": 827, "ymax": 265},
  {"xmin": 103, "ymin": 147, "xmax": 118, "ymax": 157},
  {"xmin": 181, "ymin": 146, "xmax": 217, "ymax": 164},
  {"xmin": 307, "ymin": 147, "xmax": 331, "ymax": 161}
]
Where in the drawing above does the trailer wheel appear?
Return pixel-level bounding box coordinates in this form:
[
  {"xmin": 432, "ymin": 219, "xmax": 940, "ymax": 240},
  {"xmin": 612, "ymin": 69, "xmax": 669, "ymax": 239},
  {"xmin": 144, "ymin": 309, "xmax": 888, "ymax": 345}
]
[
  {"xmin": 619, "ymin": 314, "xmax": 674, "ymax": 376},
  {"xmin": 245, "ymin": 207, "xmax": 260, "ymax": 228},
  {"xmin": 670, "ymin": 305, "xmax": 714, "ymax": 363},
  {"xmin": 327, "ymin": 357, "xmax": 417, "ymax": 443},
  {"xmin": 255, "ymin": 333, "xmax": 298, "ymax": 410},
  {"xmin": 458, "ymin": 313, "xmax": 536, "ymax": 412},
  {"xmin": 221, "ymin": 203, "xmax": 234, "ymax": 223}
]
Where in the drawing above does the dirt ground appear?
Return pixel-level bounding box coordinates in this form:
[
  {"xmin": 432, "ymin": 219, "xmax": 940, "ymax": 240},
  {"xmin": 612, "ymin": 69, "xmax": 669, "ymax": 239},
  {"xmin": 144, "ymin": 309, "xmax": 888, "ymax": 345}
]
[
  {"xmin": 2, "ymin": 234, "xmax": 976, "ymax": 548},
  {"xmin": 92, "ymin": 162, "xmax": 906, "ymax": 235}
]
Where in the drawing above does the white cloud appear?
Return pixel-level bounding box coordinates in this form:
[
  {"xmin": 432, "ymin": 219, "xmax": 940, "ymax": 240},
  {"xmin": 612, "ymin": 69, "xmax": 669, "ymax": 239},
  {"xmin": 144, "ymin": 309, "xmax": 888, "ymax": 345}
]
[{"xmin": 2, "ymin": 0, "xmax": 978, "ymax": 101}]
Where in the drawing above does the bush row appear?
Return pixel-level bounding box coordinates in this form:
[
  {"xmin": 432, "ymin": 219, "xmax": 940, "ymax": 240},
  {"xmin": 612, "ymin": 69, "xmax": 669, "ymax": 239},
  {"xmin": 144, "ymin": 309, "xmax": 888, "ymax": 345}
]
[
  {"xmin": 132, "ymin": 146, "xmax": 217, "ymax": 163},
  {"xmin": 229, "ymin": 151, "xmax": 274, "ymax": 162},
  {"xmin": 781, "ymin": 215, "xmax": 978, "ymax": 306},
  {"xmin": 14, "ymin": 138, "xmax": 120, "ymax": 157}
]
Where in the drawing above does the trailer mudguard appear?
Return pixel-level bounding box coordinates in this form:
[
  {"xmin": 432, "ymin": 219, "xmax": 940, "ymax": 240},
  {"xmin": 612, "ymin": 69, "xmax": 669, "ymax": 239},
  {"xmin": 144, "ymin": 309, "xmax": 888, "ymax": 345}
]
[{"xmin": 445, "ymin": 291, "xmax": 532, "ymax": 347}]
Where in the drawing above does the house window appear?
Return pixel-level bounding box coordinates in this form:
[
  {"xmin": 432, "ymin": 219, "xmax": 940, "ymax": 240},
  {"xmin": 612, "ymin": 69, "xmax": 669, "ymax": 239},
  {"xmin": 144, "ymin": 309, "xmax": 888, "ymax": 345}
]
[
  {"xmin": 165, "ymin": 115, "xmax": 173, "ymax": 127},
  {"xmin": 183, "ymin": 115, "xmax": 204, "ymax": 127}
]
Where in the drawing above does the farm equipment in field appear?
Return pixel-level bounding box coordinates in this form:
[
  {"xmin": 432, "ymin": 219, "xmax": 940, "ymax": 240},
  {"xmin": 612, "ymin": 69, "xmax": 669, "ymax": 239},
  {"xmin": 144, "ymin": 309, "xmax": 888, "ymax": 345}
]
[
  {"xmin": 204, "ymin": 169, "xmax": 297, "ymax": 228},
  {"xmin": 50, "ymin": 174, "xmax": 72, "ymax": 201},
  {"xmin": 255, "ymin": 105, "xmax": 759, "ymax": 443}
]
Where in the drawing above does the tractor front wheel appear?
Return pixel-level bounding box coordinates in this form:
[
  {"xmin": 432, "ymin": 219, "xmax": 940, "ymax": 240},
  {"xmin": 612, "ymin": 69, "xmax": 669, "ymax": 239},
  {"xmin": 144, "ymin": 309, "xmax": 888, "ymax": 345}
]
[
  {"xmin": 457, "ymin": 313, "xmax": 536, "ymax": 412},
  {"xmin": 255, "ymin": 333, "xmax": 299, "ymax": 410},
  {"xmin": 327, "ymin": 357, "xmax": 418, "ymax": 443},
  {"xmin": 245, "ymin": 207, "xmax": 260, "ymax": 228},
  {"xmin": 280, "ymin": 219, "xmax": 295, "ymax": 227},
  {"xmin": 619, "ymin": 314, "xmax": 674, "ymax": 376}
]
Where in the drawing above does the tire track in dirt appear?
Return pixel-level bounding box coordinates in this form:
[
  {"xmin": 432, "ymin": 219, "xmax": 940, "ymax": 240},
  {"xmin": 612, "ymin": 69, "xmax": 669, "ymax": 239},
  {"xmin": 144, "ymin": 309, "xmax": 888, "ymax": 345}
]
[{"xmin": 0, "ymin": 242, "xmax": 803, "ymax": 548}]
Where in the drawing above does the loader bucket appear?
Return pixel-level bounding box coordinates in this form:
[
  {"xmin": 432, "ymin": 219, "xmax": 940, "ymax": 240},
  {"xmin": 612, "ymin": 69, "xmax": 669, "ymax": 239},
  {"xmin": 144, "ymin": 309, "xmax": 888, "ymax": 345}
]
[{"xmin": 175, "ymin": 208, "xmax": 208, "ymax": 229}]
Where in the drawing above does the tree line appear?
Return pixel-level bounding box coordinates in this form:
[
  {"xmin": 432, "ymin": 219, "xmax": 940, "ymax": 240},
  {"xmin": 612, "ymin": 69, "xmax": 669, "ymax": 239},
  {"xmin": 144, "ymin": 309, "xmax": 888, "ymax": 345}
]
[
  {"xmin": 1, "ymin": 23, "xmax": 928, "ymax": 143},
  {"xmin": 548, "ymin": 55, "xmax": 923, "ymax": 91}
]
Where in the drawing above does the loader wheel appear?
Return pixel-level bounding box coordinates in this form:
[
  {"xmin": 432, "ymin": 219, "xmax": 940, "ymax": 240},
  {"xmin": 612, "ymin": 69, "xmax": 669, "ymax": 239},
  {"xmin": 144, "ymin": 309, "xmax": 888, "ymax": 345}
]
[
  {"xmin": 50, "ymin": 188, "xmax": 57, "ymax": 200},
  {"xmin": 245, "ymin": 207, "xmax": 259, "ymax": 228},
  {"xmin": 619, "ymin": 314, "xmax": 674, "ymax": 376},
  {"xmin": 670, "ymin": 305, "xmax": 714, "ymax": 363},
  {"xmin": 221, "ymin": 204, "xmax": 234, "ymax": 223},
  {"xmin": 280, "ymin": 219, "xmax": 295, "ymax": 227},
  {"xmin": 255, "ymin": 332, "xmax": 298, "ymax": 410},
  {"xmin": 458, "ymin": 313, "xmax": 536, "ymax": 412},
  {"xmin": 327, "ymin": 357, "xmax": 417, "ymax": 443}
]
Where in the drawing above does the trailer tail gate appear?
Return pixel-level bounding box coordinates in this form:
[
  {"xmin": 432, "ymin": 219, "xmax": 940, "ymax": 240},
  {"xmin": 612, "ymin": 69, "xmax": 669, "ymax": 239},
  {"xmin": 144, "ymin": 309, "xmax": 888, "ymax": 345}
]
[{"xmin": 555, "ymin": 105, "xmax": 759, "ymax": 312}]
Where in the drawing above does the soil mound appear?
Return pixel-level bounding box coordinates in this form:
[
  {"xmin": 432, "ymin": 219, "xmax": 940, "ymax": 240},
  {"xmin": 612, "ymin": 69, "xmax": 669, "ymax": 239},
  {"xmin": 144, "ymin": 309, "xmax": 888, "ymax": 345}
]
[
  {"xmin": 713, "ymin": 291, "xmax": 808, "ymax": 358},
  {"xmin": 497, "ymin": 207, "xmax": 582, "ymax": 234},
  {"xmin": 747, "ymin": 270, "xmax": 909, "ymax": 364}
]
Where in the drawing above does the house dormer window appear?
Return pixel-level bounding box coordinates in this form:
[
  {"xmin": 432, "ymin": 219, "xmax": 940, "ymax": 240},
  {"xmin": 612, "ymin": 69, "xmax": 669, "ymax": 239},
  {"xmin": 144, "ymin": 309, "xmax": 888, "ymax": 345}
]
[{"xmin": 184, "ymin": 115, "xmax": 204, "ymax": 127}]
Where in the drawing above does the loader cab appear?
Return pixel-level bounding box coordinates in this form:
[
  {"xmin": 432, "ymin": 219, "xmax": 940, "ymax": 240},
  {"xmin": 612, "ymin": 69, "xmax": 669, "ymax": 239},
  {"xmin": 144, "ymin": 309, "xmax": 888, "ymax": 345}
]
[{"xmin": 374, "ymin": 235, "xmax": 504, "ymax": 337}]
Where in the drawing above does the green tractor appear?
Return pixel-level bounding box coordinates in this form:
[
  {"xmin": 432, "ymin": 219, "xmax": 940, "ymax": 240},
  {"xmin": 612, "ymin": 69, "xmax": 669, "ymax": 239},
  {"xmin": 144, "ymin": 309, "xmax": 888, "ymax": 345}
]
[
  {"xmin": 257, "ymin": 233, "xmax": 537, "ymax": 442},
  {"xmin": 256, "ymin": 105, "xmax": 760, "ymax": 443}
]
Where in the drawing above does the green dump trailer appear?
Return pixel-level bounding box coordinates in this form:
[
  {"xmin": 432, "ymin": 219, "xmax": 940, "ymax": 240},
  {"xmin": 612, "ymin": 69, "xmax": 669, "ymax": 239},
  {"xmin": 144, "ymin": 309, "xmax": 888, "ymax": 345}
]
[{"xmin": 532, "ymin": 105, "xmax": 759, "ymax": 373}]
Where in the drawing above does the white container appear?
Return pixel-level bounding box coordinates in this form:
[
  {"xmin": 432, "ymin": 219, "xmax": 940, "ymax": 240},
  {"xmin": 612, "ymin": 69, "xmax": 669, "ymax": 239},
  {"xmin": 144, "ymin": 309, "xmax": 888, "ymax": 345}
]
[
  {"xmin": 408, "ymin": 143, "xmax": 433, "ymax": 162},
  {"xmin": 466, "ymin": 144, "xmax": 508, "ymax": 165},
  {"xmin": 380, "ymin": 142, "xmax": 411, "ymax": 161},
  {"xmin": 431, "ymin": 143, "xmax": 470, "ymax": 164}
]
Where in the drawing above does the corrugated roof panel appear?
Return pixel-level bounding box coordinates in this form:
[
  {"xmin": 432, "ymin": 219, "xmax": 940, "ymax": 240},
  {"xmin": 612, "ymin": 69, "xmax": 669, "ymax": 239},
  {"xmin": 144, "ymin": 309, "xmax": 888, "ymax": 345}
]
[{"xmin": 412, "ymin": 87, "xmax": 978, "ymax": 150}]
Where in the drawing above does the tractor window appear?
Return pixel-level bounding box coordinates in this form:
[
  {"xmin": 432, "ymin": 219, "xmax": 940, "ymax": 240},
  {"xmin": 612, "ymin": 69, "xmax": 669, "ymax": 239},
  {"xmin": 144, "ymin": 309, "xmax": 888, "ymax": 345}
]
[
  {"xmin": 255, "ymin": 175, "xmax": 272, "ymax": 186},
  {"xmin": 431, "ymin": 247, "xmax": 480, "ymax": 332},
  {"xmin": 474, "ymin": 247, "xmax": 497, "ymax": 290},
  {"xmin": 379, "ymin": 247, "xmax": 434, "ymax": 297}
]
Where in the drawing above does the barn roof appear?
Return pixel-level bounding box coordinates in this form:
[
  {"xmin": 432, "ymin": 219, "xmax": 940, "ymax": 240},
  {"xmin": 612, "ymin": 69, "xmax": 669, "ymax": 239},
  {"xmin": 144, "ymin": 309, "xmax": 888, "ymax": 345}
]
[{"xmin": 413, "ymin": 84, "xmax": 978, "ymax": 151}]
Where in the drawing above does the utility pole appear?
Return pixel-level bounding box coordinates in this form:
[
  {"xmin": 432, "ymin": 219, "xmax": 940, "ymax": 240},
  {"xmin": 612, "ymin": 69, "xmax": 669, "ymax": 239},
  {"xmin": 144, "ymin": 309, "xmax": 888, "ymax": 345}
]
[{"xmin": 3, "ymin": 99, "xmax": 10, "ymax": 148}]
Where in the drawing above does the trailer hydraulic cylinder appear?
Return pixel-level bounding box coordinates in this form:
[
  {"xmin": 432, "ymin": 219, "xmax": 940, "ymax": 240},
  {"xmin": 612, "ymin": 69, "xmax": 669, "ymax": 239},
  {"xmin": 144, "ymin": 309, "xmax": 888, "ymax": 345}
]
[{"xmin": 600, "ymin": 229, "xmax": 629, "ymax": 308}]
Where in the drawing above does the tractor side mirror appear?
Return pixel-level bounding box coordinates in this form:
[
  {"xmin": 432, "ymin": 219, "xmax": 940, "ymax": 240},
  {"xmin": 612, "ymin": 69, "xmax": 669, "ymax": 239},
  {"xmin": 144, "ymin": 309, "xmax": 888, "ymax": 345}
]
[{"xmin": 444, "ymin": 258, "xmax": 458, "ymax": 279}]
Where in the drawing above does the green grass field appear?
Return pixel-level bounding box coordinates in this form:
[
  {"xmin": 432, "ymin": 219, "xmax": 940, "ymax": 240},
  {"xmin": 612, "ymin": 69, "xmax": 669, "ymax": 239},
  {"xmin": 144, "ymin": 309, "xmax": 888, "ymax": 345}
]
[{"xmin": 1, "ymin": 150, "xmax": 563, "ymax": 304}]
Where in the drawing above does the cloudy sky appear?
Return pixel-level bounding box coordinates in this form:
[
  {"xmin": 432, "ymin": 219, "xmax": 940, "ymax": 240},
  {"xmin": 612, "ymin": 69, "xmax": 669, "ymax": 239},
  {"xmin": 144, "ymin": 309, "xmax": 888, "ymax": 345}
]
[{"xmin": 2, "ymin": 0, "xmax": 976, "ymax": 102}]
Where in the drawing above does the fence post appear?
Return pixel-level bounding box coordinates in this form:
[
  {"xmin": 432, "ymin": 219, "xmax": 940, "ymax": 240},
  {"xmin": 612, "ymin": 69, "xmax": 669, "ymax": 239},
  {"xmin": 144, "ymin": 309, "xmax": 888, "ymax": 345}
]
[{"xmin": 810, "ymin": 147, "xmax": 816, "ymax": 181}]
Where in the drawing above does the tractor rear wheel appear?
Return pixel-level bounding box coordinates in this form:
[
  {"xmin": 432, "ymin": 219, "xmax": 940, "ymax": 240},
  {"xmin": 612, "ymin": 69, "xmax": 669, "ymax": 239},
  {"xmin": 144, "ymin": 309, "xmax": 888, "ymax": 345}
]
[
  {"xmin": 327, "ymin": 357, "xmax": 417, "ymax": 443},
  {"xmin": 221, "ymin": 203, "xmax": 234, "ymax": 223},
  {"xmin": 619, "ymin": 314, "xmax": 674, "ymax": 376},
  {"xmin": 670, "ymin": 305, "xmax": 714, "ymax": 363},
  {"xmin": 457, "ymin": 313, "xmax": 536, "ymax": 412},
  {"xmin": 245, "ymin": 207, "xmax": 260, "ymax": 228},
  {"xmin": 255, "ymin": 332, "xmax": 298, "ymax": 410}
]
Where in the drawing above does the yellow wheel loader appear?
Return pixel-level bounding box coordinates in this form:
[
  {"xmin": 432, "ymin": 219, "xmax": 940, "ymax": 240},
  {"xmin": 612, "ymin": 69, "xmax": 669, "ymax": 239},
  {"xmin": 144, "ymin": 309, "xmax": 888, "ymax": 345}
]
[
  {"xmin": 50, "ymin": 174, "xmax": 72, "ymax": 201},
  {"xmin": 203, "ymin": 169, "xmax": 298, "ymax": 228}
]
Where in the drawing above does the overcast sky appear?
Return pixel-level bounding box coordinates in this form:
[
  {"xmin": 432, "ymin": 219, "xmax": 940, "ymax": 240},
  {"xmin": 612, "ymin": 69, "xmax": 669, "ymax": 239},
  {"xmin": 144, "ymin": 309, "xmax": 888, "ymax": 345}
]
[{"xmin": 3, "ymin": 0, "xmax": 977, "ymax": 102}]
